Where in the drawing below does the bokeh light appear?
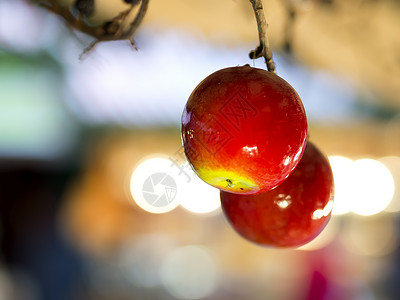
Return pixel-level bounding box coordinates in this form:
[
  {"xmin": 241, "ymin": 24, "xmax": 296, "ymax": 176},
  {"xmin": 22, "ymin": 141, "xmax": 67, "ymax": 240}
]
[
  {"xmin": 118, "ymin": 234, "xmax": 176, "ymax": 288},
  {"xmin": 129, "ymin": 155, "xmax": 180, "ymax": 214},
  {"xmin": 329, "ymin": 156, "xmax": 395, "ymax": 216},
  {"xmin": 379, "ymin": 156, "xmax": 400, "ymax": 213},
  {"xmin": 130, "ymin": 156, "xmax": 221, "ymax": 214},
  {"xmin": 160, "ymin": 245, "xmax": 220, "ymax": 300},
  {"xmin": 328, "ymin": 156, "xmax": 355, "ymax": 215},
  {"xmin": 340, "ymin": 216, "xmax": 398, "ymax": 257},
  {"xmin": 177, "ymin": 162, "xmax": 221, "ymax": 215},
  {"xmin": 350, "ymin": 159, "xmax": 394, "ymax": 216}
]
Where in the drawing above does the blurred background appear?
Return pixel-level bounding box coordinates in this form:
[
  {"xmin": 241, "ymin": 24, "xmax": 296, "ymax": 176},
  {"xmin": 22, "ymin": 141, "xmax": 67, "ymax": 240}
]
[{"xmin": 1, "ymin": 0, "xmax": 400, "ymax": 299}]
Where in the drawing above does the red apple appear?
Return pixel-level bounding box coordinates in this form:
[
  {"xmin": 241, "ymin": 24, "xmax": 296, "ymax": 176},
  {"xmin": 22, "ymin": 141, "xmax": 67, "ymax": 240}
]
[
  {"xmin": 220, "ymin": 142, "xmax": 334, "ymax": 248},
  {"xmin": 181, "ymin": 65, "xmax": 307, "ymax": 194}
]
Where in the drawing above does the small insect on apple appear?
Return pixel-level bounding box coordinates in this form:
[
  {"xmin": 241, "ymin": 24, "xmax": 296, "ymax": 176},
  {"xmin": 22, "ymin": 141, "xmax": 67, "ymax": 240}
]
[
  {"xmin": 220, "ymin": 141, "xmax": 334, "ymax": 248},
  {"xmin": 181, "ymin": 65, "xmax": 308, "ymax": 194}
]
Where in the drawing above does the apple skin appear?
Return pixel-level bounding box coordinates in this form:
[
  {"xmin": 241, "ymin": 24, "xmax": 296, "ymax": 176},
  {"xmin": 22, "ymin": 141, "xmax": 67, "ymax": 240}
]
[
  {"xmin": 181, "ymin": 65, "xmax": 307, "ymax": 194},
  {"xmin": 220, "ymin": 142, "xmax": 334, "ymax": 248}
]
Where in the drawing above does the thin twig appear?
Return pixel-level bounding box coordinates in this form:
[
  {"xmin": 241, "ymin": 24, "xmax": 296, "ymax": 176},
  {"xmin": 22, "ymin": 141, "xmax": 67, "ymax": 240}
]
[
  {"xmin": 248, "ymin": 0, "xmax": 276, "ymax": 73},
  {"xmin": 36, "ymin": 0, "xmax": 148, "ymax": 44},
  {"xmin": 38, "ymin": 0, "xmax": 98, "ymax": 37},
  {"xmin": 123, "ymin": 0, "xmax": 149, "ymax": 42}
]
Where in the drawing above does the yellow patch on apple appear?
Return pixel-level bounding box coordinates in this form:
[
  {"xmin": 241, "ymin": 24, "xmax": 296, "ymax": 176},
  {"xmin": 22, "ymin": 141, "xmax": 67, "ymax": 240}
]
[{"xmin": 197, "ymin": 168, "xmax": 259, "ymax": 194}]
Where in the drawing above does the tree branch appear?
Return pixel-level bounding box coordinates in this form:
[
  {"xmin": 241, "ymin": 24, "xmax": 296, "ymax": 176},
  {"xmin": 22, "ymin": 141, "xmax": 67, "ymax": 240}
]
[
  {"xmin": 248, "ymin": 0, "xmax": 276, "ymax": 73},
  {"xmin": 123, "ymin": 0, "xmax": 149, "ymax": 43},
  {"xmin": 36, "ymin": 0, "xmax": 149, "ymax": 44}
]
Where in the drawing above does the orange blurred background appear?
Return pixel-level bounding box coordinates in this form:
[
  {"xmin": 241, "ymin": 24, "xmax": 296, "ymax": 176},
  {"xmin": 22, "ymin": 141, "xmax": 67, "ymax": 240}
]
[{"xmin": 1, "ymin": 0, "xmax": 400, "ymax": 299}]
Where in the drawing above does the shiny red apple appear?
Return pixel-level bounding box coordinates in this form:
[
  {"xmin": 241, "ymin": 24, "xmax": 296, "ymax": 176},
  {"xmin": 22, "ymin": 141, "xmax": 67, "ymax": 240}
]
[
  {"xmin": 181, "ymin": 65, "xmax": 307, "ymax": 194},
  {"xmin": 220, "ymin": 142, "xmax": 334, "ymax": 248}
]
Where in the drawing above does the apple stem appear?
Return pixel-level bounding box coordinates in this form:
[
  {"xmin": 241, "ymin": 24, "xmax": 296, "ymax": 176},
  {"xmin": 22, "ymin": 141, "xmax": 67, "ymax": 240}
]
[{"xmin": 248, "ymin": 0, "xmax": 276, "ymax": 73}]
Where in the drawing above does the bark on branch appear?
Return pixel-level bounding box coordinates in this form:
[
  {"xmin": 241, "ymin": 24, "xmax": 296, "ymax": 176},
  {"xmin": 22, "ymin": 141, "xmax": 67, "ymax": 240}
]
[
  {"xmin": 248, "ymin": 0, "xmax": 276, "ymax": 73},
  {"xmin": 37, "ymin": 0, "xmax": 149, "ymax": 44}
]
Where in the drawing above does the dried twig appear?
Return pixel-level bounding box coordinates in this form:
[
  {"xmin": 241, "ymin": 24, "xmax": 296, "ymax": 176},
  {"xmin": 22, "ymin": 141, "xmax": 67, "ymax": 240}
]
[
  {"xmin": 248, "ymin": 0, "xmax": 276, "ymax": 73},
  {"xmin": 36, "ymin": 0, "xmax": 149, "ymax": 46}
]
